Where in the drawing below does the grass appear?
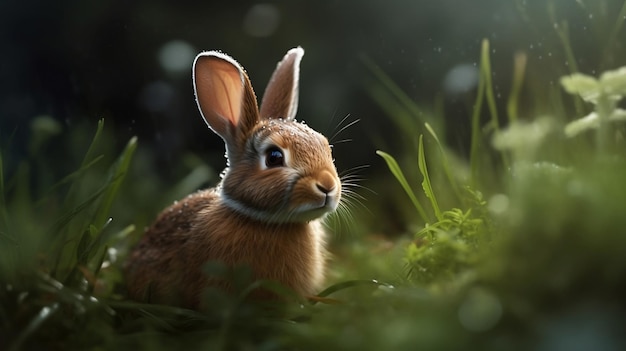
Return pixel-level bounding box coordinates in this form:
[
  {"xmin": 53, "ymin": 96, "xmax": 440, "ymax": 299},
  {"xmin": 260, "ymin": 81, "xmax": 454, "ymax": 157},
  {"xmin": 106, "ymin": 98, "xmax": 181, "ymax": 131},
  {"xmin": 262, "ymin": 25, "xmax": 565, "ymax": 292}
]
[{"xmin": 3, "ymin": 2, "xmax": 626, "ymax": 349}]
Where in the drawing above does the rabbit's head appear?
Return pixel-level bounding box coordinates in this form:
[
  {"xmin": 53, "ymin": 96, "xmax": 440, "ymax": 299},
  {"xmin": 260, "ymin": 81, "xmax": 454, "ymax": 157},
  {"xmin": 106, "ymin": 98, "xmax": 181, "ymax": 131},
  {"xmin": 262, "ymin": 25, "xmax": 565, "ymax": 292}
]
[{"xmin": 193, "ymin": 47, "xmax": 340, "ymax": 223}]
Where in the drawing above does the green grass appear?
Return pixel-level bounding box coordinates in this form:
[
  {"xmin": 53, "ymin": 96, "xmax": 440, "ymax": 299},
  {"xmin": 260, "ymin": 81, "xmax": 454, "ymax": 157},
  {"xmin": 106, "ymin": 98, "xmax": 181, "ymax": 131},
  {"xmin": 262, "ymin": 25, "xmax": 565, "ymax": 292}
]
[{"xmin": 4, "ymin": 2, "xmax": 626, "ymax": 349}]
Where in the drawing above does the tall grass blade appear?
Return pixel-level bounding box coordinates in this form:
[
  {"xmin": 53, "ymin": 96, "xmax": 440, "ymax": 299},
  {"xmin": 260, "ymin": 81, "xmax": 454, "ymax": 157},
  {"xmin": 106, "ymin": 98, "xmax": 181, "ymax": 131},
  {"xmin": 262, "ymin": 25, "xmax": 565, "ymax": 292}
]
[
  {"xmin": 376, "ymin": 150, "xmax": 429, "ymax": 223},
  {"xmin": 480, "ymin": 40, "xmax": 500, "ymax": 132},
  {"xmin": 602, "ymin": 1, "xmax": 626, "ymax": 68},
  {"xmin": 506, "ymin": 52, "xmax": 527, "ymax": 123},
  {"xmin": 63, "ymin": 119, "xmax": 105, "ymax": 207},
  {"xmin": 469, "ymin": 54, "xmax": 486, "ymax": 187},
  {"xmin": 50, "ymin": 180, "xmax": 112, "ymax": 281},
  {"xmin": 418, "ymin": 135, "xmax": 442, "ymax": 221},
  {"xmin": 92, "ymin": 136, "xmax": 137, "ymax": 229},
  {"xmin": 424, "ymin": 123, "xmax": 462, "ymax": 201},
  {"xmin": 361, "ymin": 55, "xmax": 431, "ymax": 126},
  {"xmin": 548, "ymin": 4, "xmax": 585, "ymax": 115},
  {"xmin": 35, "ymin": 155, "xmax": 104, "ymax": 205}
]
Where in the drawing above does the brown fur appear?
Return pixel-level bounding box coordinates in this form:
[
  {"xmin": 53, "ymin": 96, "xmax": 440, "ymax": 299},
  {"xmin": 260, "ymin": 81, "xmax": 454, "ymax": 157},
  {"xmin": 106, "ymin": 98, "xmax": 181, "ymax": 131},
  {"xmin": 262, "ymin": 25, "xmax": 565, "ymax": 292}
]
[{"xmin": 125, "ymin": 47, "xmax": 340, "ymax": 309}]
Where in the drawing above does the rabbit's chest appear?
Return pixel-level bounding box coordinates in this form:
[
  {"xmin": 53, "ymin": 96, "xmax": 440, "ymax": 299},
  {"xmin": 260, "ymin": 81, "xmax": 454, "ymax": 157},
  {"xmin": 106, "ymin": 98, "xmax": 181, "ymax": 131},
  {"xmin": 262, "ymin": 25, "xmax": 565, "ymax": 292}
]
[{"xmin": 191, "ymin": 206, "xmax": 326, "ymax": 293}]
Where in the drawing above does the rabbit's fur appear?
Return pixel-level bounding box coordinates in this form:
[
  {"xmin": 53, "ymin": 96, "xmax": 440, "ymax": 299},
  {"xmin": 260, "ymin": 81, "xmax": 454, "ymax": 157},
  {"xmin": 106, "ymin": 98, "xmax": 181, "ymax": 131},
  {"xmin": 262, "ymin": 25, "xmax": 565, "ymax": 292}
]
[{"xmin": 125, "ymin": 47, "xmax": 341, "ymax": 309}]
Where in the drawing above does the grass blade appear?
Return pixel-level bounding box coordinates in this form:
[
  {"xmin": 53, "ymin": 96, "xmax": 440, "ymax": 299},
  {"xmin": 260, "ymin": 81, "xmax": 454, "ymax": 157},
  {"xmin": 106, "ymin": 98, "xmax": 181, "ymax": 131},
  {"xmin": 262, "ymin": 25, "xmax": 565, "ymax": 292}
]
[
  {"xmin": 376, "ymin": 150, "xmax": 429, "ymax": 223},
  {"xmin": 424, "ymin": 123, "xmax": 462, "ymax": 202},
  {"xmin": 92, "ymin": 136, "xmax": 137, "ymax": 229},
  {"xmin": 506, "ymin": 52, "xmax": 527, "ymax": 124},
  {"xmin": 480, "ymin": 40, "xmax": 499, "ymax": 132},
  {"xmin": 361, "ymin": 54, "xmax": 431, "ymax": 127},
  {"xmin": 316, "ymin": 279, "xmax": 393, "ymax": 299},
  {"xmin": 418, "ymin": 135, "xmax": 442, "ymax": 221},
  {"xmin": 35, "ymin": 155, "xmax": 104, "ymax": 206},
  {"xmin": 469, "ymin": 55, "xmax": 486, "ymax": 187},
  {"xmin": 9, "ymin": 303, "xmax": 60, "ymax": 351}
]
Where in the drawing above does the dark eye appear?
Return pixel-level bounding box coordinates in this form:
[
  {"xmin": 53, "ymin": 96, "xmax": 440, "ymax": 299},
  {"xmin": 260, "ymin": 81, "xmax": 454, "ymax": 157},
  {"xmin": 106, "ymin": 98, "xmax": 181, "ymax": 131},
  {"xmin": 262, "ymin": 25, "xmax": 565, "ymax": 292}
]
[{"xmin": 265, "ymin": 147, "xmax": 284, "ymax": 168}]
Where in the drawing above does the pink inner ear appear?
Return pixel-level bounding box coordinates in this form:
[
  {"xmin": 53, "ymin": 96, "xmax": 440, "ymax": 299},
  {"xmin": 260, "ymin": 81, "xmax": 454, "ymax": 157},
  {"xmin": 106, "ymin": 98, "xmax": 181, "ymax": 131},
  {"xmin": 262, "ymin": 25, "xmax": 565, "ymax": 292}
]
[{"xmin": 194, "ymin": 55, "xmax": 244, "ymax": 135}]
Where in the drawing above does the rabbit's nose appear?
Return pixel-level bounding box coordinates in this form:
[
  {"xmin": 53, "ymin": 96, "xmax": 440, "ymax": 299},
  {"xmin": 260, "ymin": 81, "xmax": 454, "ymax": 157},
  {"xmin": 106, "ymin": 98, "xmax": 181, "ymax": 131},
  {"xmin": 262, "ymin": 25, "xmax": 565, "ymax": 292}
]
[
  {"xmin": 316, "ymin": 170, "xmax": 337, "ymax": 194},
  {"xmin": 316, "ymin": 183, "xmax": 333, "ymax": 194}
]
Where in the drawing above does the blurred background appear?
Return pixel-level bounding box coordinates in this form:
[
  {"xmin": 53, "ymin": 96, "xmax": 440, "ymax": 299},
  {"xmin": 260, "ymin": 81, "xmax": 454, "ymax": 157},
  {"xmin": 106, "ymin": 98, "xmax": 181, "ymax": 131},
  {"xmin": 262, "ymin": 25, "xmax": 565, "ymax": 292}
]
[
  {"xmin": 1, "ymin": 0, "xmax": 624, "ymax": 233},
  {"xmin": 4, "ymin": 2, "xmax": 626, "ymax": 349}
]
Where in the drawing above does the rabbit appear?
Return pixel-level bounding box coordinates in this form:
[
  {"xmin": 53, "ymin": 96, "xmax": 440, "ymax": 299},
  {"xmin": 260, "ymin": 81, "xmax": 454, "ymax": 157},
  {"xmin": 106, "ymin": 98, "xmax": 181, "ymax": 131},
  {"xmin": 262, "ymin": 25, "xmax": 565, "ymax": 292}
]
[{"xmin": 125, "ymin": 47, "xmax": 341, "ymax": 309}]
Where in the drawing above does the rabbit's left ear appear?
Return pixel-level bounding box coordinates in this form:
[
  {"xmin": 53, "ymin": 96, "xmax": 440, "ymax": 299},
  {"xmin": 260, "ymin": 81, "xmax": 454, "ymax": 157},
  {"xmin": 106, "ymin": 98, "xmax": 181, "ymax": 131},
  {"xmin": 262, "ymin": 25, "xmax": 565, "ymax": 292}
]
[{"xmin": 260, "ymin": 47, "xmax": 304, "ymax": 120}]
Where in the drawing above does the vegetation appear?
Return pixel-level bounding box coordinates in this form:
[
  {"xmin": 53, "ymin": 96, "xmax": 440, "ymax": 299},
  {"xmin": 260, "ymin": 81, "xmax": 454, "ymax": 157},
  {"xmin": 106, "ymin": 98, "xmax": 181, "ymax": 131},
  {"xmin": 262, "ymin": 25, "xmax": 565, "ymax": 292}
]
[{"xmin": 3, "ymin": 2, "xmax": 626, "ymax": 350}]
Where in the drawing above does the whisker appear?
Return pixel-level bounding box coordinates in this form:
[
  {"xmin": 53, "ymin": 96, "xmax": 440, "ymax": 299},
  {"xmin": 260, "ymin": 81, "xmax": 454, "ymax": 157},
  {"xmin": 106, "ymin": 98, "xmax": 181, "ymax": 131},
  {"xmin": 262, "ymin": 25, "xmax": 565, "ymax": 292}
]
[
  {"xmin": 331, "ymin": 138, "xmax": 353, "ymax": 145},
  {"xmin": 330, "ymin": 117, "xmax": 361, "ymax": 143},
  {"xmin": 324, "ymin": 108, "xmax": 341, "ymax": 136},
  {"xmin": 339, "ymin": 164, "xmax": 370, "ymax": 176},
  {"xmin": 342, "ymin": 183, "xmax": 376, "ymax": 195}
]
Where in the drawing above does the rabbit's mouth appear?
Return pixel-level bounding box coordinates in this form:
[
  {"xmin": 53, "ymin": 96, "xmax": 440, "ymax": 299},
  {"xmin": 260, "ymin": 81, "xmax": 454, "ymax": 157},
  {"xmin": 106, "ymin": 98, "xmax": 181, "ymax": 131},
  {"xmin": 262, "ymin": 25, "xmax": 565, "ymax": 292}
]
[{"xmin": 289, "ymin": 192, "xmax": 340, "ymax": 221}]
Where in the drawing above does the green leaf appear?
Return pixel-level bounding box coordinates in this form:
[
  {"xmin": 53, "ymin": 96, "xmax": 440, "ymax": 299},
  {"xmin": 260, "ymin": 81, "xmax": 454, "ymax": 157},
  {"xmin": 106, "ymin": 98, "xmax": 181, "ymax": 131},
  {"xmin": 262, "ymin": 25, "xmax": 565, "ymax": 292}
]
[
  {"xmin": 418, "ymin": 135, "xmax": 442, "ymax": 221},
  {"xmin": 376, "ymin": 150, "xmax": 429, "ymax": 223},
  {"xmin": 600, "ymin": 66, "xmax": 626, "ymax": 97},
  {"xmin": 560, "ymin": 73, "xmax": 600, "ymax": 102},
  {"xmin": 361, "ymin": 54, "xmax": 432, "ymax": 130},
  {"xmin": 564, "ymin": 109, "xmax": 626, "ymax": 137},
  {"xmin": 564, "ymin": 112, "xmax": 598, "ymax": 137},
  {"xmin": 9, "ymin": 303, "xmax": 60, "ymax": 351},
  {"xmin": 424, "ymin": 123, "xmax": 462, "ymax": 202},
  {"xmin": 35, "ymin": 155, "xmax": 104, "ymax": 206},
  {"xmin": 316, "ymin": 279, "xmax": 394, "ymax": 299},
  {"xmin": 92, "ymin": 136, "xmax": 137, "ymax": 229}
]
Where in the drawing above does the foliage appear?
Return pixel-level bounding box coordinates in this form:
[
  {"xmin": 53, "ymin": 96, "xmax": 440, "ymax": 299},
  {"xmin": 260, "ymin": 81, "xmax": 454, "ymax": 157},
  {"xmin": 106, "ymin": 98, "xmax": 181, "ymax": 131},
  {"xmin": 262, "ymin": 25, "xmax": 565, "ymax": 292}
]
[
  {"xmin": 561, "ymin": 66, "xmax": 626, "ymax": 153},
  {"xmin": 4, "ymin": 2, "xmax": 626, "ymax": 350},
  {"xmin": 0, "ymin": 118, "xmax": 138, "ymax": 350}
]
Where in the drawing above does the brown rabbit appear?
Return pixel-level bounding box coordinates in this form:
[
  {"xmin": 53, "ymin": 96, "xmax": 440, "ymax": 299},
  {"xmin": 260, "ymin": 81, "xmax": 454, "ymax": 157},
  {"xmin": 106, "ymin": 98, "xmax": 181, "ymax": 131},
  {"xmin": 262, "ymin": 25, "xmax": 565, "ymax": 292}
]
[{"xmin": 125, "ymin": 47, "xmax": 341, "ymax": 309}]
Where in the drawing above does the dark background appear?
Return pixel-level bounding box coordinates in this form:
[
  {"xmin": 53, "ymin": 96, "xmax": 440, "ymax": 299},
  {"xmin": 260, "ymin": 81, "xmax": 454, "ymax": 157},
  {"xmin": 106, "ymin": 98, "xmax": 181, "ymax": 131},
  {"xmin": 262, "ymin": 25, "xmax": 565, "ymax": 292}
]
[{"xmin": 1, "ymin": 0, "xmax": 624, "ymax": 203}]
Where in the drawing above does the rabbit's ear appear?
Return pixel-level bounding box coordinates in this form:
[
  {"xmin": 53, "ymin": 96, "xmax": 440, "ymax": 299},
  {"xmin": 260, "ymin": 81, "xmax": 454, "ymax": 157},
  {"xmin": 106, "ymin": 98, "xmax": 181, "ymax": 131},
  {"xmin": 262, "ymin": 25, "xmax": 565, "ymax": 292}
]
[
  {"xmin": 193, "ymin": 51, "xmax": 259, "ymax": 144},
  {"xmin": 260, "ymin": 47, "xmax": 304, "ymax": 120}
]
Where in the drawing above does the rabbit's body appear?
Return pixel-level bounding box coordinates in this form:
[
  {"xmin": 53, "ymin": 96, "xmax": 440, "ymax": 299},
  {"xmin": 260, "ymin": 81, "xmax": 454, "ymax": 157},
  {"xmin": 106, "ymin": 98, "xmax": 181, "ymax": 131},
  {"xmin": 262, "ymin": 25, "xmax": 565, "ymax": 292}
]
[
  {"xmin": 126, "ymin": 188, "xmax": 326, "ymax": 307},
  {"xmin": 125, "ymin": 47, "xmax": 340, "ymax": 309}
]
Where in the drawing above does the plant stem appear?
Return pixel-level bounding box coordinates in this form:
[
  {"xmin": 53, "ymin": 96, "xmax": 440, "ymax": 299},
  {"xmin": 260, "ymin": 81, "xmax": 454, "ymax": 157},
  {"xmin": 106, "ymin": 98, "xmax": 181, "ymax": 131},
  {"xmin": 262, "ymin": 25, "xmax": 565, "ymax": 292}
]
[{"xmin": 596, "ymin": 92, "xmax": 615, "ymax": 154}]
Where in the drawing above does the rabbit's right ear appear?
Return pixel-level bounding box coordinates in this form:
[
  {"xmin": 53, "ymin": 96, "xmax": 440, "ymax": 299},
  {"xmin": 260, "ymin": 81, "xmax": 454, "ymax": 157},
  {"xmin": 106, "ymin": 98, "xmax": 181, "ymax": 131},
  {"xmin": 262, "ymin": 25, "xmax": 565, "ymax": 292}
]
[{"xmin": 193, "ymin": 51, "xmax": 260, "ymax": 145}]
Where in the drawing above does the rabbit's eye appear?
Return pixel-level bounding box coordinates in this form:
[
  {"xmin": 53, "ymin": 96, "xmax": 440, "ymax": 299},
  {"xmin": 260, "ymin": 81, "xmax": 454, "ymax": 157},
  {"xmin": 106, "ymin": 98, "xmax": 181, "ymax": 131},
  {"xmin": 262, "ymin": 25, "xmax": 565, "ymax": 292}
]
[{"xmin": 265, "ymin": 147, "xmax": 284, "ymax": 168}]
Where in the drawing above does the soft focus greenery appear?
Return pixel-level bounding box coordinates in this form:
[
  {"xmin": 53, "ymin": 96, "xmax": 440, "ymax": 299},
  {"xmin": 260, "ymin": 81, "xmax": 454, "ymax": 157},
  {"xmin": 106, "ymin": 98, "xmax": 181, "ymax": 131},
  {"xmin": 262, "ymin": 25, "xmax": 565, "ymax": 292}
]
[{"xmin": 3, "ymin": 2, "xmax": 626, "ymax": 350}]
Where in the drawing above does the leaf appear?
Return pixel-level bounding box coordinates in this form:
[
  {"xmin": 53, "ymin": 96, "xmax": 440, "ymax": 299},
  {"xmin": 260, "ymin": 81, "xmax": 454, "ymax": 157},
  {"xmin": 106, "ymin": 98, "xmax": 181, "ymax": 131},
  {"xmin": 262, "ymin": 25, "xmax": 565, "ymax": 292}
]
[
  {"xmin": 560, "ymin": 73, "xmax": 600, "ymax": 102},
  {"xmin": 564, "ymin": 108, "xmax": 626, "ymax": 137},
  {"xmin": 418, "ymin": 135, "xmax": 442, "ymax": 221},
  {"xmin": 9, "ymin": 303, "xmax": 60, "ymax": 351},
  {"xmin": 92, "ymin": 136, "xmax": 138, "ymax": 229},
  {"xmin": 376, "ymin": 150, "xmax": 429, "ymax": 223},
  {"xmin": 564, "ymin": 112, "xmax": 598, "ymax": 137},
  {"xmin": 35, "ymin": 155, "xmax": 104, "ymax": 205},
  {"xmin": 424, "ymin": 123, "xmax": 462, "ymax": 202},
  {"xmin": 599, "ymin": 66, "xmax": 626, "ymax": 97},
  {"xmin": 315, "ymin": 279, "xmax": 394, "ymax": 299}
]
